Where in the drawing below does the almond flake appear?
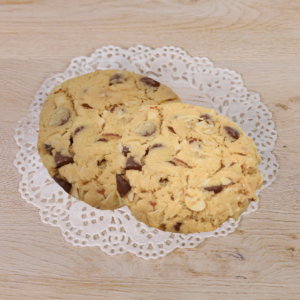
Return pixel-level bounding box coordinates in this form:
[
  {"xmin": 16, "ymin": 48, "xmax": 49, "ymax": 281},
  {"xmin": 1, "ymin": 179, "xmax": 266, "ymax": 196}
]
[
  {"xmin": 227, "ymin": 204, "xmax": 233, "ymax": 216},
  {"xmin": 220, "ymin": 177, "xmax": 232, "ymax": 185},
  {"xmin": 175, "ymin": 144, "xmax": 181, "ymax": 151},
  {"xmin": 55, "ymin": 95, "xmax": 66, "ymax": 107},
  {"xmin": 117, "ymin": 142, "xmax": 123, "ymax": 153},
  {"xmin": 98, "ymin": 118, "xmax": 105, "ymax": 127},
  {"xmin": 204, "ymin": 130, "xmax": 212, "ymax": 134},
  {"xmin": 224, "ymin": 187, "xmax": 232, "ymax": 193}
]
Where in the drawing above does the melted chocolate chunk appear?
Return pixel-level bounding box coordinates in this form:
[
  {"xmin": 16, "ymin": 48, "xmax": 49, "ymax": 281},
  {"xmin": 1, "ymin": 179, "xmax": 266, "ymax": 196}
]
[
  {"xmin": 44, "ymin": 144, "xmax": 53, "ymax": 153},
  {"xmin": 53, "ymin": 176, "xmax": 71, "ymax": 193},
  {"xmin": 122, "ymin": 146, "xmax": 130, "ymax": 157},
  {"xmin": 55, "ymin": 152, "xmax": 74, "ymax": 168},
  {"xmin": 116, "ymin": 174, "xmax": 131, "ymax": 197},
  {"xmin": 125, "ymin": 157, "xmax": 142, "ymax": 171},
  {"xmin": 82, "ymin": 103, "xmax": 93, "ymax": 109},
  {"xmin": 109, "ymin": 74, "xmax": 124, "ymax": 86},
  {"xmin": 167, "ymin": 161, "xmax": 176, "ymax": 166},
  {"xmin": 74, "ymin": 126, "xmax": 85, "ymax": 136},
  {"xmin": 97, "ymin": 138, "xmax": 108, "ymax": 142},
  {"xmin": 168, "ymin": 126, "xmax": 176, "ymax": 134},
  {"xmin": 224, "ymin": 126, "xmax": 240, "ymax": 141},
  {"xmin": 174, "ymin": 222, "xmax": 182, "ymax": 232},
  {"xmin": 110, "ymin": 104, "xmax": 118, "ymax": 113},
  {"xmin": 204, "ymin": 185, "xmax": 223, "ymax": 194},
  {"xmin": 150, "ymin": 143, "xmax": 163, "ymax": 151},
  {"xmin": 140, "ymin": 77, "xmax": 160, "ymax": 88}
]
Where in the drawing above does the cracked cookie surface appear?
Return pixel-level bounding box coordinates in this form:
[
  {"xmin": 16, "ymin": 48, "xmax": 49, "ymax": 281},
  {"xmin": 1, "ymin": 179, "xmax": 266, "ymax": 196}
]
[
  {"xmin": 38, "ymin": 70, "xmax": 181, "ymax": 210},
  {"xmin": 115, "ymin": 103, "xmax": 264, "ymax": 233}
]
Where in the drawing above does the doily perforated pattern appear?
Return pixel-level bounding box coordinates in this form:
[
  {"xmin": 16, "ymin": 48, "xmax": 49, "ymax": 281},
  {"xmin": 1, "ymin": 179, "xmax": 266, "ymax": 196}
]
[{"xmin": 14, "ymin": 46, "xmax": 278, "ymax": 259}]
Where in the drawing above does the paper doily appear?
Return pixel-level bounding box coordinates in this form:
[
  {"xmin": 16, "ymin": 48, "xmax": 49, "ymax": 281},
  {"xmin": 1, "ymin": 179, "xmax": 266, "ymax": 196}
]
[{"xmin": 14, "ymin": 45, "xmax": 278, "ymax": 259}]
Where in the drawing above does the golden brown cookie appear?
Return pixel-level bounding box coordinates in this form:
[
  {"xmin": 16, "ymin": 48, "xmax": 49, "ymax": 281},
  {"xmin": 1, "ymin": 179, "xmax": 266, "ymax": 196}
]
[
  {"xmin": 115, "ymin": 103, "xmax": 264, "ymax": 233},
  {"xmin": 38, "ymin": 70, "xmax": 181, "ymax": 210}
]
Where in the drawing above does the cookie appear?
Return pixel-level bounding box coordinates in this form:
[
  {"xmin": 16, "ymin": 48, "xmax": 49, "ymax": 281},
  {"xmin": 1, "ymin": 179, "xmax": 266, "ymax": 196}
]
[
  {"xmin": 38, "ymin": 70, "xmax": 181, "ymax": 210},
  {"xmin": 115, "ymin": 103, "xmax": 264, "ymax": 233}
]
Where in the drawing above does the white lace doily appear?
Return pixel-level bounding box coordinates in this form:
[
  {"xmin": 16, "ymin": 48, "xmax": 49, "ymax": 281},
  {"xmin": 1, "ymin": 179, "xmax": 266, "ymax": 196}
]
[{"xmin": 14, "ymin": 45, "xmax": 278, "ymax": 259}]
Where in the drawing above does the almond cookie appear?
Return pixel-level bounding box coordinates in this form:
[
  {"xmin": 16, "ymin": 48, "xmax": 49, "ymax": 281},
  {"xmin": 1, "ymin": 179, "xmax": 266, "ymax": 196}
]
[
  {"xmin": 115, "ymin": 103, "xmax": 264, "ymax": 233},
  {"xmin": 38, "ymin": 70, "xmax": 181, "ymax": 210}
]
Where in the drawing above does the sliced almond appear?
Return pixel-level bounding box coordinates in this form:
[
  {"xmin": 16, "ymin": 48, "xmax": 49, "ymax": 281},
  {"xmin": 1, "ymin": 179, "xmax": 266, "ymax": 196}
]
[
  {"xmin": 98, "ymin": 117, "xmax": 105, "ymax": 127},
  {"xmin": 220, "ymin": 177, "xmax": 232, "ymax": 185},
  {"xmin": 227, "ymin": 203, "xmax": 234, "ymax": 216},
  {"xmin": 55, "ymin": 95, "xmax": 66, "ymax": 106},
  {"xmin": 232, "ymin": 164, "xmax": 242, "ymax": 174},
  {"xmin": 147, "ymin": 111, "xmax": 157, "ymax": 120},
  {"xmin": 185, "ymin": 197, "xmax": 206, "ymax": 212},
  {"xmin": 127, "ymin": 191, "xmax": 135, "ymax": 202},
  {"xmin": 175, "ymin": 144, "xmax": 181, "ymax": 151},
  {"xmin": 117, "ymin": 142, "xmax": 123, "ymax": 153}
]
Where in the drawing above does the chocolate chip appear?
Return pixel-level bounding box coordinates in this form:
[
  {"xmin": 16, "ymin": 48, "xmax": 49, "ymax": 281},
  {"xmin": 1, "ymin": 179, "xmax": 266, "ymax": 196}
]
[
  {"xmin": 116, "ymin": 174, "xmax": 131, "ymax": 197},
  {"xmin": 44, "ymin": 144, "xmax": 53, "ymax": 153},
  {"xmin": 224, "ymin": 126, "xmax": 240, "ymax": 141},
  {"xmin": 140, "ymin": 77, "xmax": 160, "ymax": 88},
  {"xmin": 174, "ymin": 222, "xmax": 182, "ymax": 232},
  {"xmin": 159, "ymin": 178, "xmax": 168, "ymax": 186},
  {"xmin": 122, "ymin": 146, "xmax": 130, "ymax": 157},
  {"xmin": 125, "ymin": 157, "xmax": 142, "ymax": 171},
  {"xmin": 200, "ymin": 114, "xmax": 211, "ymax": 121},
  {"xmin": 97, "ymin": 138, "xmax": 108, "ymax": 142},
  {"xmin": 167, "ymin": 161, "xmax": 176, "ymax": 166},
  {"xmin": 203, "ymin": 185, "xmax": 223, "ymax": 194},
  {"xmin": 55, "ymin": 152, "xmax": 74, "ymax": 168},
  {"xmin": 110, "ymin": 104, "xmax": 118, "ymax": 113},
  {"xmin": 97, "ymin": 159, "xmax": 107, "ymax": 169},
  {"xmin": 150, "ymin": 143, "xmax": 163, "ymax": 151},
  {"xmin": 82, "ymin": 103, "xmax": 93, "ymax": 109},
  {"xmin": 168, "ymin": 126, "xmax": 176, "ymax": 134},
  {"xmin": 109, "ymin": 74, "xmax": 124, "ymax": 86},
  {"xmin": 53, "ymin": 176, "xmax": 71, "ymax": 193},
  {"xmin": 74, "ymin": 126, "xmax": 85, "ymax": 136}
]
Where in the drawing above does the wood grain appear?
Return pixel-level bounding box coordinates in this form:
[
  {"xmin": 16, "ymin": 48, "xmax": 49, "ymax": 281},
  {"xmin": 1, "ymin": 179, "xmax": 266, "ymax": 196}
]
[{"xmin": 0, "ymin": 0, "xmax": 300, "ymax": 299}]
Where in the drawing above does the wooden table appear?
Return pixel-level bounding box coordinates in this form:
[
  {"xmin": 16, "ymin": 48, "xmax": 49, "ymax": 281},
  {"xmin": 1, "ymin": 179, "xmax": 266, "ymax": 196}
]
[{"xmin": 1, "ymin": 1, "xmax": 299, "ymax": 299}]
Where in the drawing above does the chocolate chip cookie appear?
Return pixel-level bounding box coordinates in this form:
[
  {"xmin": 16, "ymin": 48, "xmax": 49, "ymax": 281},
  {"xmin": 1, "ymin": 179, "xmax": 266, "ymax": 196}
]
[
  {"xmin": 115, "ymin": 103, "xmax": 264, "ymax": 233},
  {"xmin": 38, "ymin": 70, "xmax": 181, "ymax": 210}
]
